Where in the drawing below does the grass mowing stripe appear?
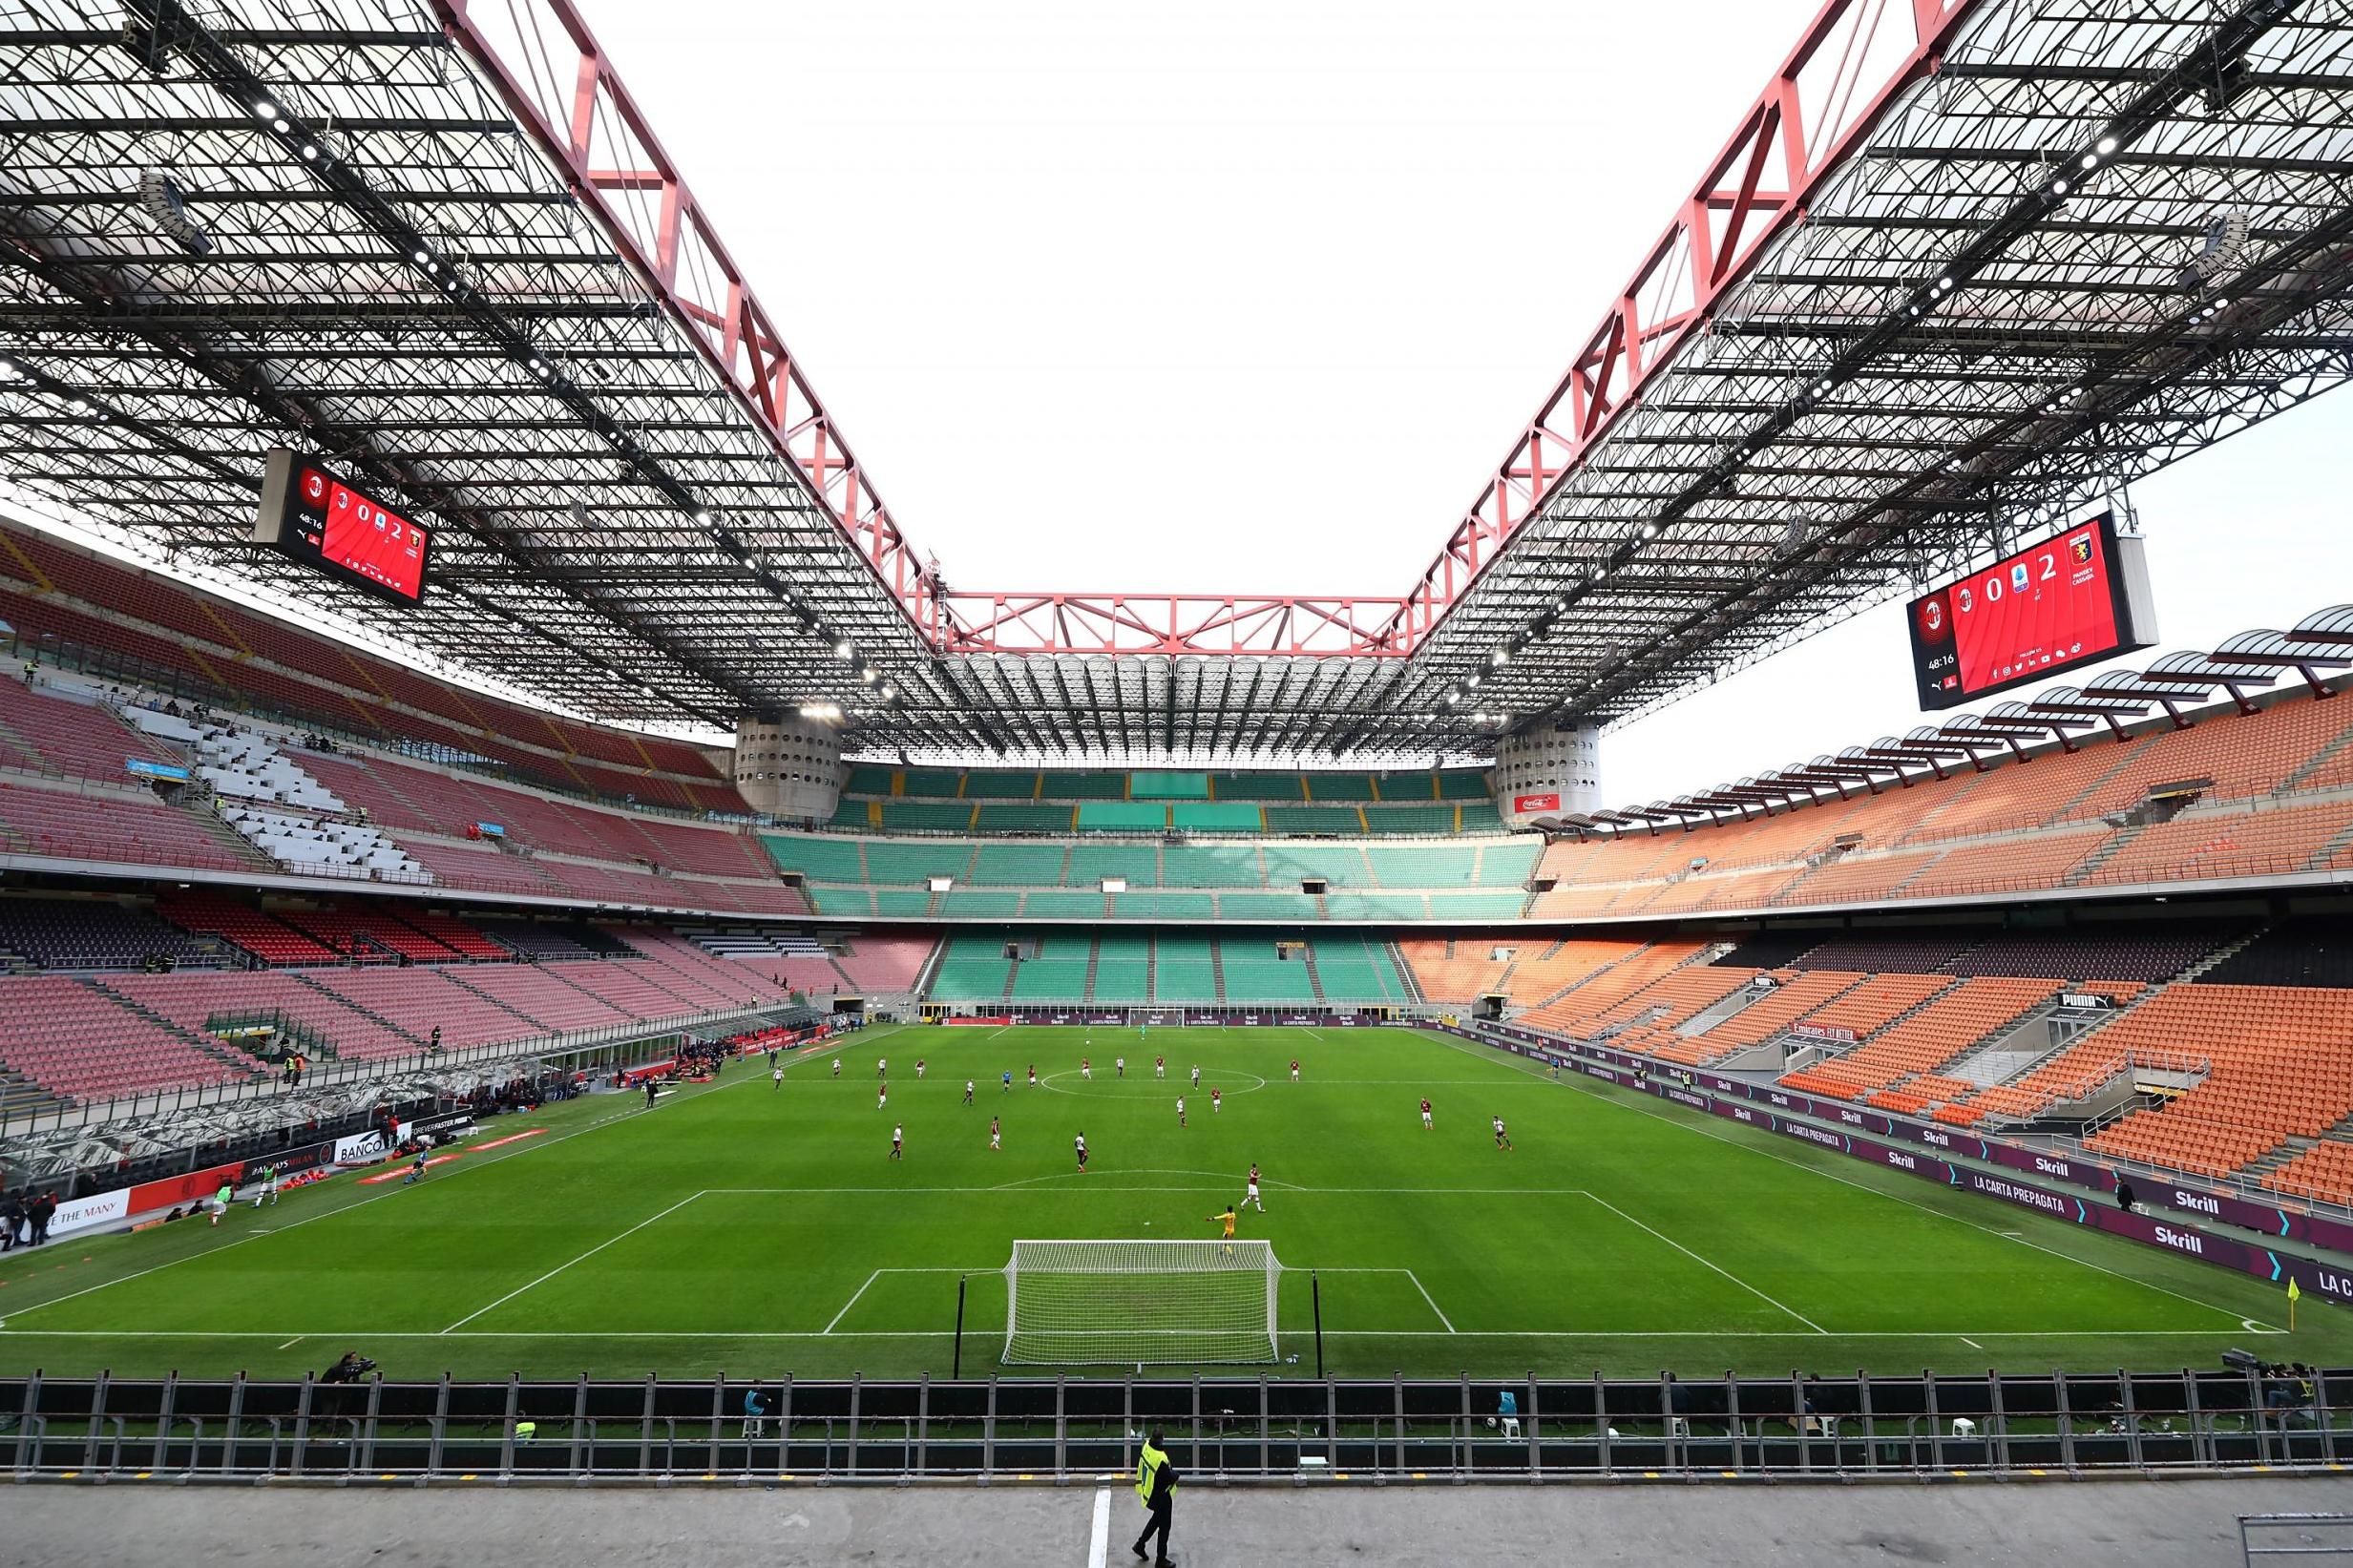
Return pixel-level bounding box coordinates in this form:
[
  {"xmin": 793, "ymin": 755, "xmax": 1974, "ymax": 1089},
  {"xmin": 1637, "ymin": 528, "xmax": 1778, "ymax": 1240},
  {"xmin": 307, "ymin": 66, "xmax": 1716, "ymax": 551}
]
[
  {"xmin": 2, "ymin": 1024, "xmax": 855, "ymax": 1326},
  {"xmin": 6, "ymin": 1024, "xmax": 2335, "ymax": 1381},
  {"xmin": 1577, "ymin": 1191, "xmax": 1827, "ymax": 1335},
  {"xmin": 442, "ymin": 1190, "xmax": 709, "ymax": 1332},
  {"xmin": 1429, "ymin": 1029, "xmax": 2253, "ymax": 1328}
]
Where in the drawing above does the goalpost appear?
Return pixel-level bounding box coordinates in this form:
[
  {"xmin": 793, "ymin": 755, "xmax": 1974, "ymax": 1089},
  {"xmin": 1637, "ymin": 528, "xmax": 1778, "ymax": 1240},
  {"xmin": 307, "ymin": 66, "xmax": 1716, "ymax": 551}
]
[{"xmin": 1002, "ymin": 1240, "xmax": 1281, "ymax": 1366}]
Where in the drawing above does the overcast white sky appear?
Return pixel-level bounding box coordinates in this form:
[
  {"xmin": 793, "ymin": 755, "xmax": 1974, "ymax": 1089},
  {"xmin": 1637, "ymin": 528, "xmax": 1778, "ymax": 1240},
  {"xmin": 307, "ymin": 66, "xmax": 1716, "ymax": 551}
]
[{"xmin": 581, "ymin": 0, "xmax": 2353, "ymax": 801}]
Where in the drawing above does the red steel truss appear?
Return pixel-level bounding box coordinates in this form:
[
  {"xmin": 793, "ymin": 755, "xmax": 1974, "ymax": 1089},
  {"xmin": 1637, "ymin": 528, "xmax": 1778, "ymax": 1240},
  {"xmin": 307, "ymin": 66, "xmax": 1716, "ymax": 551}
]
[
  {"xmin": 433, "ymin": 0, "xmax": 1988, "ymax": 659},
  {"xmin": 431, "ymin": 0, "xmax": 944, "ymax": 634},
  {"xmin": 1376, "ymin": 0, "xmax": 1986, "ymax": 652},
  {"xmin": 932, "ymin": 594, "xmax": 1414, "ymax": 658}
]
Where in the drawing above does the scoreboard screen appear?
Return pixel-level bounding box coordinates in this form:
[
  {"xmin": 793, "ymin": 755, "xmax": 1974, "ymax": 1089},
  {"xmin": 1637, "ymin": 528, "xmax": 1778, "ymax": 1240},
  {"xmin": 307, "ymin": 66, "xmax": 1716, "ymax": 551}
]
[
  {"xmin": 253, "ymin": 448, "xmax": 432, "ymax": 605},
  {"xmin": 1905, "ymin": 513, "xmax": 2155, "ymax": 710}
]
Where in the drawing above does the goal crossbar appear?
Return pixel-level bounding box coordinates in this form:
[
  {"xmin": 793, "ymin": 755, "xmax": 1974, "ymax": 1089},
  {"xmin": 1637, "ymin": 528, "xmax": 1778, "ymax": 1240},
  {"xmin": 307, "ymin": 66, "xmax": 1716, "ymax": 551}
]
[{"xmin": 1002, "ymin": 1239, "xmax": 1280, "ymax": 1366}]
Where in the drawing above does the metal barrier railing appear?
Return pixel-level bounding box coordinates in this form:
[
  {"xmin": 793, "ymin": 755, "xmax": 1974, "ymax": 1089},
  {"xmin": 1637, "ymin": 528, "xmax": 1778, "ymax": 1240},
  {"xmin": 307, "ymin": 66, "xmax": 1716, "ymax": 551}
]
[
  {"xmin": 4, "ymin": 1369, "xmax": 2344, "ymax": 1485},
  {"xmin": 2243, "ymin": 1515, "xmax": 2353, "ymax": 1565}
]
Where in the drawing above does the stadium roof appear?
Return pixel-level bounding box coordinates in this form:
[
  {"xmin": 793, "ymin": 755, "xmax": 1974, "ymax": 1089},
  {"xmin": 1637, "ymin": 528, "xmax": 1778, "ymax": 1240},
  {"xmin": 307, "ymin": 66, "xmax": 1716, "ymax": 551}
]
[{"xmin": 1, "ymin": 0, "xmax": 2351, "ymax": 761}]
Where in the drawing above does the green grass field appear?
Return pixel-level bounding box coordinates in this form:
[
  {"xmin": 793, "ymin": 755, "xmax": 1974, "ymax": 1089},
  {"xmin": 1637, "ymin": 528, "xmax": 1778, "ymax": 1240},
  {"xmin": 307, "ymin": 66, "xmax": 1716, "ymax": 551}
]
[{"xmin": 0, "ymin": 1023, "xmax": 2341, "ymax": 1382}]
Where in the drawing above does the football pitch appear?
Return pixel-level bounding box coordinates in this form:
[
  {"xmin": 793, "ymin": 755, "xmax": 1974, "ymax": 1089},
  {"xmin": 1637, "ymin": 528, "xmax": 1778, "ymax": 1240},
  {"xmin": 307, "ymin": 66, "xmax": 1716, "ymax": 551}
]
[{"xmin": 0, "ymin": 1024, "xmax": 2341, "ymax": 1382}]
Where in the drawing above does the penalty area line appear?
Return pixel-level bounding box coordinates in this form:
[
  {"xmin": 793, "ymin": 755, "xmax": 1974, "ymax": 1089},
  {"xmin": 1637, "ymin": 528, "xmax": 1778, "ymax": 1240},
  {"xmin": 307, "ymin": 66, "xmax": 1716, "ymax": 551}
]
[
  {"xmin": 441, "ymin": 1191, "xmax": 707, "ymax": 1333},
  {"xmin": 1577, "ymin": 1191, "xmax": 1828, "ymax": 1335}
]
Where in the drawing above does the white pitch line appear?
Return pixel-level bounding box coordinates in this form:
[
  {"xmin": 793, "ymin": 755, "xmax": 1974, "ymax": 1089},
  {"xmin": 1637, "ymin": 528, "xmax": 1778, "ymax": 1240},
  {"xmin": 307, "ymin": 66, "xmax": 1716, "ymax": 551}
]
[
  {"xmin": 276, "ymin": 1336, "xmax": 302, "ymax": 1350},
  {"xmin": 1086, "ymin": 1485, "xmax": 1112, "ymax": 1568},
  {"xmin": 4, "ymin": 1035, "xmax": 827, "ymax": 1324},
  {"xmin": 0, "ymin": 1328, "xmax": 2256, "ymax": 1340},
  {"xmin": 1430, "ymin": 1030, "xmax": 2257, "ymax": 1327},
  {"xmin": 1961, "ymin": 1337, "xmax": 1984, "ymax": 1349},
  {"xmin": 1406, "ymin": 1268, "xmax": 1455, "ymax": 1334},
  {"xmin": 1578, "ymin": 1191, "xmax": 1828, "ymax": 1335},
  {"xmin": 441, "ymin": 1191, "xmax": 706, "ymax": 1333},
  {"xmin": 824, "ymin": 1269, "xmax": 882, "ymax": 1336}
]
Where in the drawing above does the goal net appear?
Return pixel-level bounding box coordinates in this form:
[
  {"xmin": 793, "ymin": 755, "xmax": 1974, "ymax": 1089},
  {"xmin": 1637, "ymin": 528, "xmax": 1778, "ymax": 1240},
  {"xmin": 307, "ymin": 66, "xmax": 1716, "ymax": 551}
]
[{"xmin": 1002, "ymin": 1239, "xmax": 1281, "ymax": 1365}]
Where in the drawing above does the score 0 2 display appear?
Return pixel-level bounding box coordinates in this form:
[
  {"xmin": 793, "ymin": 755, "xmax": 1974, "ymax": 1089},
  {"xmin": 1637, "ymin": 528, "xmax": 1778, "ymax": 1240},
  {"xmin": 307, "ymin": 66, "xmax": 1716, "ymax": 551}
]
[
  {"xmin": 252, "ymin": 448, "xmax": 432, "ymax": 605},
  {"xmin": 1906, "ymin": 512, "xmax": 2156, "ymax": 710}
]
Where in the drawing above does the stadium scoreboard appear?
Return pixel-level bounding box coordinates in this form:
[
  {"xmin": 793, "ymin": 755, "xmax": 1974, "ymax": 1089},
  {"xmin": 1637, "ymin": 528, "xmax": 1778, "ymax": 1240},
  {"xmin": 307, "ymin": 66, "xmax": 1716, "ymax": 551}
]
[
  {"xmin": 252, "ymin": 448, "xmax": 432, "ymax": 605},
  {"xmin": 1905, "ymin": 512, "xmax": 2154, "ymax": 710}
]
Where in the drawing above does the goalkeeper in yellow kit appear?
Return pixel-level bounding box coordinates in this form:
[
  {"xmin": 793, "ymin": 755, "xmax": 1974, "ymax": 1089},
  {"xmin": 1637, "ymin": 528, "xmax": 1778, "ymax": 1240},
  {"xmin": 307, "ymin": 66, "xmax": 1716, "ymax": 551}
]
[{"xmin": 1206, "ymin": 1203, "xmax": 1238, "ymax": 1260}]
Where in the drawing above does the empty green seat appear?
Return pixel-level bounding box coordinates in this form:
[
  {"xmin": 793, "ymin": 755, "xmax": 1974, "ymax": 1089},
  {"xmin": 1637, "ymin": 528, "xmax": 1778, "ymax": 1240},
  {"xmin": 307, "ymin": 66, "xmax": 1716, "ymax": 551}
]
[
  {"xmin": 1076, "ymin": 801, "xmax": 1166, "ymax": 831},
  {"xmin": 865, "ymin": 841, "xmax": 975, "ymax": 884},
  {"xmin": 1211, "ymin": 772, "xmax": 1303, "ymax": 801},
  {"xmin": 1264, "ymin": 805, "xmax": 1360, "ymax": 836},
  {"xmin": 1304, "ymin": 773, "xmax": 1376, "ymax": 802},
  {"xmin": 1476, "ymin": 839, "xmax": 1543, "ymax": 886},
  {"xmin": 878, "ymin": 799, "xmax": 977, "ymax": 832},
  {"xmin": 962, "ymin": 770, "xmax": 1039, "ymax": 799},
  {"xmin": 970, "ymin": 843, "xmax": 1068, "ymax": 886},
  {"xmin": 1170, "ymin": 801, "xmax": 1261, "ymax": 832},
  {"xmin": 903, "ymin": 769, "xmax": 964, "ymax": 798},
  {"xmin": 761, "ymin": 834, "xmax": 866, "ymax": 881},
  {"xmin": 1022, "ymin": 890, "xmax": 1107, "ymax": 918},
  {"xmin": 1436, "ymin": 769, "xmax": 1491, "ymax": 800},
  {"xmin": 975, "ymin": 803, "xmax": 1074, "ymax": 833},
  {"xmin": 1069, "ymin": 844, "xmax": 1159, "ymax": 887},
  {"xmin": 1043, "ymin": 770, "xmax": 1129, "ymax": 799}
]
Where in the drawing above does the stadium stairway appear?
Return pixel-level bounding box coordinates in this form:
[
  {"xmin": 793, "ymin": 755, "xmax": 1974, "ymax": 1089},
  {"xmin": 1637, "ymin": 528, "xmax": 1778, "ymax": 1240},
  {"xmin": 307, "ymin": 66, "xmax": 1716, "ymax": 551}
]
[
  {"xmin": 77, "ymin": 975, "xmax": 261, "ymax": 1077},
  {"xmin": 1301, "ymin": 945, "xmax": 1327, "ymax": 1003},
  {"xmin": 1210, "ymin": 940, "xmax": 1227, "ymax": 1003},
  {"xmin": 2058, "ymin": 822, "xmax": 2153, "ymax": 886},
  {"xmin": 1082, "ymin": 938, "xmax": 1102, "ymax": 1000},
  {"xmin": 2282, "ymin": 721, "xmax": 2353, "ymax": 789},
  {"xmin": 1390, "ymin": 941, "xmax": 1426, "ymax": 1004},
  {"xmin": 290, "ymin": 972, "xmax": 421, "ymax": 1051}
]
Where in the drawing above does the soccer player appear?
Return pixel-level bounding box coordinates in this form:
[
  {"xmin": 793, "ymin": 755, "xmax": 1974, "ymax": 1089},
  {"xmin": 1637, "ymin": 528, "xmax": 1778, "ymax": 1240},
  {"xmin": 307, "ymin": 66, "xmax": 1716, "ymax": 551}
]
[
  {"xmin": 1075, "ymin": 1132, "xmax": 1089, "ymax": 1174},
  {"xmin": 1082, "ymin": 1056, "xmax": 1092, "ymax": 1081},
  {"xmin": 1001, "ymin": 1069, "xmax": 1013, "ymax": 1093},
  {"xmin": 1190, "ymin": 1064, "xmax": 1201, "ymax": 1090},
  {"xmin": 1290, "ymin": 1058, "xmax": 1300, "ymax": 1084},
  {"xmin": 1027, "ymin": 1064, "xmax": 1039, "ymax": 1089},
  {"xmin": 1210, "ymin": 1087, "xmax": 1222, "ymax": 1115},
  {"xmin": 878, "ymin": 1080, "xmax": 890, "ymax": 1111},
  {"xmin": 1206, "ymin": 1203, "xmax": 1238, "ymax": 1259},
  {"xmin": 251, "ymin": 1163, "xmax": 279, "ymax": 1207},
  {"xmin": 988, "ymin": 1116, "xmax": 1001, "ymax": 1151},
  {"xmin": 209, "ymin": 1178, "xmax": 233, "ymax": 1224},
  {"xmin": 1492, "ymin": 1115, "xmax": 1513, "ymax": 1152},
  {"xmin": 831, "ymin": 1056, "xmax": 841, "ymax": 1078},
  {"xmin": 1245, "ymin": 1163, "xmax": 1264, "ymax": 1212},
  {"xmin": 890, "ymin": 1123, "xmax": 904, "ymax": 1160},
  {"xmin": 1155, "ymin": 1055, "xmax": 1166, "ymax": 1079},
  {"xmin": 1175, "ymin": 1096, "xmax": 1187, "ymax": 1129},
  {"xmin": 877, "ymin": 1056, "xmax": 888, "ymax": 1079},
  {"xmin": 402, "ymin": 1150, "xmax": 428, "ymax": 1186},
  {"xmin": 916, "ymin": 1058, "xmax": 927, "ymax": 1079},
  {"xmin": 644, "ymin": 1077, "xmax": 659, "ymax": 1111},
  {"xmin": 771, "ymin": 1062, "xmax": 784, "ymax": 1092},
  {"xmin": 1420, "ymin": 1097, "xmax": 1434, "ymax": 1130},
  {"xmin": 963, "ymin": 1078, "xmax": 976, "ymax": 1106},
  {"xmin": 1116, "ymin": 1056, "xmax": 1125, "ymax": 1078}
]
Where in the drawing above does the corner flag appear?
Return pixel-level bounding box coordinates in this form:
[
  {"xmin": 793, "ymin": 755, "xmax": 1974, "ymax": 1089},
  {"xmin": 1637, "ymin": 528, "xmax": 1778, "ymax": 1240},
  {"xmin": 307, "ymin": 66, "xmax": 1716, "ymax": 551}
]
[{"xmin": 2289, "ymin": 1275, "xmax": 2302, "ymax": 1331}]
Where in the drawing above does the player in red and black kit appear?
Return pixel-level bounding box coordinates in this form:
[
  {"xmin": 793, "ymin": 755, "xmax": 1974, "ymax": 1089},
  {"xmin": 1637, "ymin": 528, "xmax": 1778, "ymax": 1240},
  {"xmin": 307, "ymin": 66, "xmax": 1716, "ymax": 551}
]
[
  {"xmin": 1420, "ymin": 1097, "xmax": 1434, "ymax": 1130},
  {"xmin": 1289, "ymin": 1058, "xmax": 1300, "ymax": 1084}
]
